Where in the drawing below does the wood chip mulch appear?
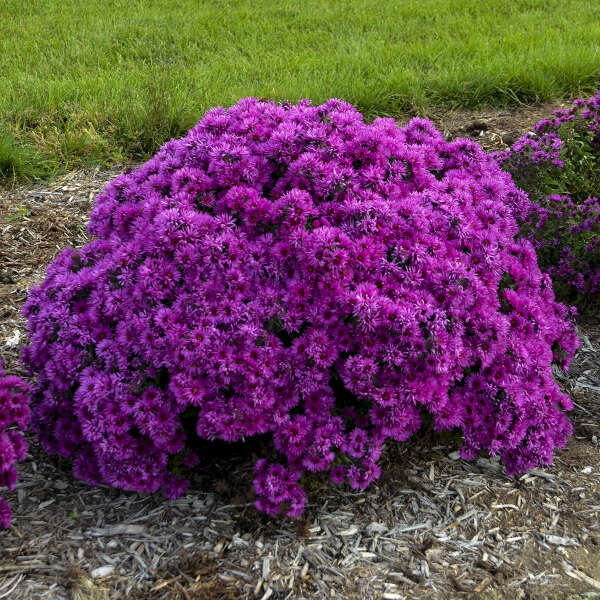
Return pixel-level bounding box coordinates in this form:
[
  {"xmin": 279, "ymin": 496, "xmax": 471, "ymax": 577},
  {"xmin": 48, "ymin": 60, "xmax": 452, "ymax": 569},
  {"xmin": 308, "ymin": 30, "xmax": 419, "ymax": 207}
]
[{"xmin": 1, "ymin": 103, "xmax": 599, "ymax": 600}]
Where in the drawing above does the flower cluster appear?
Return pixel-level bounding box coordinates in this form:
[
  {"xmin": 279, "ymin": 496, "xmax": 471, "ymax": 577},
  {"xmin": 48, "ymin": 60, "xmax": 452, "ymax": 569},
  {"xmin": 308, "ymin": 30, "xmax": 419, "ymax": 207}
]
[
  {"xmin": 495, "ymin": 88, "xmax": 600, "ymax": 311},
  {"xmin": 0, "ymin": 361, "xmax": 30, "ymax": 528},
  {"xmin": 22, "ymin": 98, "xmax": 578, "ymax": 517}
]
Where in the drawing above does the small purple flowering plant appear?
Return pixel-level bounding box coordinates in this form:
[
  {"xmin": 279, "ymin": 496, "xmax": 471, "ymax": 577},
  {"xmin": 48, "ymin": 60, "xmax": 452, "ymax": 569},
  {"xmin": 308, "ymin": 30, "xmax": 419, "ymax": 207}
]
[
  {"xmin": 0, "ymin": 361, "xmax": 30, "ymax": 528},
  {"xmin": 22, "ymin": 98, "xmax": 579, "ymax": 517},
  {"xmin": 494, "ymin": 89, "xmax": 600, "ymax": 313}
]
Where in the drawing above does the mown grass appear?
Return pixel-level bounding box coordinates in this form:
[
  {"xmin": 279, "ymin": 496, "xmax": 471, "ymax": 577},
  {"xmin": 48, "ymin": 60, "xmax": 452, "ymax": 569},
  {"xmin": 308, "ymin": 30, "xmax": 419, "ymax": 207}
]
[{"xmin": 1, "ymin": 0, "xmax": 599, "ymax": 182}]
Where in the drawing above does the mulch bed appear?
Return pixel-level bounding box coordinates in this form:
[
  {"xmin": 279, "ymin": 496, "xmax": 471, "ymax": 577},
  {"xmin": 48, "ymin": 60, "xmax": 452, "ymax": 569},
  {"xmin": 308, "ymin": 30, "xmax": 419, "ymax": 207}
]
[{"xmin": 1, "ymin": 103, "xmax": 599, "ymax": 600}]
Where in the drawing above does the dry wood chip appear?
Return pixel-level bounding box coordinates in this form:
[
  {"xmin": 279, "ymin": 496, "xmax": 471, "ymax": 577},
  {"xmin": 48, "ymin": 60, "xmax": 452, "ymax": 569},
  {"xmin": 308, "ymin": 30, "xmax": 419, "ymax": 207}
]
[
  {"xmin": 259, "ymin": 587, "xmax": 273, "ymax": 600},
  {"xmin": 0, "ymin": 563, "xmax": 66, "ymax": 574},
  {"xmin": 474, "ymin": 576, "xmax": 493, "ymax": 593},
  {"xmin": 149, "ymin": 576, "xmax": 181, "ymax": 592},
  {"xmin": 90, "ymin": 566, "xmax": 115, "ymax": 579},
  {"xmin": 213, "ymin": 537, "xmax": 227, "ymax": 554},
  {"xmin": 562, "ymin": 562, "xmax": 600, "ymax": 590},
  {"xmin": 544, "ymin": 535, "xmax": 578, "ymax": 546},
  {"xmin": 91, "ymin": 525, "xmax": 146, "ymax": 536}
]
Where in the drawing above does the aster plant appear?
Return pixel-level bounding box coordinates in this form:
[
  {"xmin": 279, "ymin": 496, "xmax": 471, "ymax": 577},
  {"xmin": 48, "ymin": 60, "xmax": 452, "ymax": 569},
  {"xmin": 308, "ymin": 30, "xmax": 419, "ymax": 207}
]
[
  {"xmin": 22, "ymin": 98, "xmax": 579, "ymax": 517},
  {"xmin": 0, "ymin": 361, "xmax": 30, "ymax": 528},
  {"xmin": 495, "ymin": 88, "xmax": 600, "ymax": 313}
]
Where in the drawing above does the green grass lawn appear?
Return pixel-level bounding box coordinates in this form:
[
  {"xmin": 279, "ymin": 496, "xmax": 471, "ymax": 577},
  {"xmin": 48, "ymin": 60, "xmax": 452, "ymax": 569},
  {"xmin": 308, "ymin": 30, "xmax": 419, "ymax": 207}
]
[{"xmin": 1, "ymin": 0, "xmax": 600, "ymax": 181}]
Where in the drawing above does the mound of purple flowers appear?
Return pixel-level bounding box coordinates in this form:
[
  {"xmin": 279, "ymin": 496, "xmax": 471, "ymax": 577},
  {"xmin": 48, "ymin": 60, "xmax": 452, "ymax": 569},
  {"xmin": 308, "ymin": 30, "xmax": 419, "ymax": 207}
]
[
  {"xmin": 22, "ymin": 98, "xmax": 578, "ymax": 517},
  {"xmin": 0, "ymin": 361, "xmax": 30, "ymax": 528},
  {"xmin": 495, "ymin": 89, "xmax": 600, "ymax": 311}
]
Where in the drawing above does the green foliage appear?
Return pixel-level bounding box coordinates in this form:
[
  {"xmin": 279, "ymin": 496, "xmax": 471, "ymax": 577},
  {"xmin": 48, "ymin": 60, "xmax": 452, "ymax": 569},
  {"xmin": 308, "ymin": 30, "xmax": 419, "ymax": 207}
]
[
  {"xmin": 496, "ymin": 97, "xmax": 600, "ymax": 315},
  {"xmin": 512, "ymin": 121, "xmax": 600, "ymax": 206},
  {"xmin": 1, "ymin": 0, "xmax": 600, "ymax": 182},
  {"xmin": 7, "ymin": 204, "xmax": 31, "ymax": 222}
]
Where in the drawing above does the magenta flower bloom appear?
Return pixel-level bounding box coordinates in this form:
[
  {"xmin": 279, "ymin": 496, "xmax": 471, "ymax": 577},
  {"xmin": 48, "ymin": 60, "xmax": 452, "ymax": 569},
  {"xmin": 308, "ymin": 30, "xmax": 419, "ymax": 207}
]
[
  {"xmin": 0, "ymin": 361, "xmax": 30, "ymax": 528},
  {"xmin": 22, "ymin": 98, "xmax": 578, "ymax": 517}
]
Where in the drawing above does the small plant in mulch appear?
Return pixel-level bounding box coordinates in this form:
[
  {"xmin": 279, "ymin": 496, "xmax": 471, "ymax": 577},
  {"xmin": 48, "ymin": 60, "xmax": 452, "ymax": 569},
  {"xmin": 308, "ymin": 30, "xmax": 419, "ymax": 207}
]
[
  {"xmin": 495, "ymin": 87, "xmax": 600, "ymax": 315},
  {"xmin": 0, "ymin": 360, "xmax": 30, "ymax": 528},
  {"xmin": 21, "ymin": 97, "xmax": 579, "ymax": 517}
]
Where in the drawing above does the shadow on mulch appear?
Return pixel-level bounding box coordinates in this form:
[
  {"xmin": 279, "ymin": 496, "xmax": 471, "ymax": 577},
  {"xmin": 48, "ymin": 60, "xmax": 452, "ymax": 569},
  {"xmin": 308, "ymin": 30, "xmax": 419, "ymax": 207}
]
[
  {"xmin": 61, "ymin": 552, "xmax": 239, "ymax": 600},
  {"xmin": 127, "ymin": 552, "xmax": 239, "ymax": 600}
]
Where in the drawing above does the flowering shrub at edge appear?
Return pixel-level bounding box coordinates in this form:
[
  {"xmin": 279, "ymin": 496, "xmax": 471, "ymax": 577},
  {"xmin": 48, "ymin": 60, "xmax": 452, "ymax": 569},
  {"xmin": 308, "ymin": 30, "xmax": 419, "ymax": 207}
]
[
  {"xmin": 494, "ymin": 88, "xmax": 600, "ymax": 313},
  {"xmin": 0, "ymin": 361, "xmax": 30, "ymax": 528},
  {"xmin": 22, "ymin": 98, "xmax": 579, "ymax": 517}
]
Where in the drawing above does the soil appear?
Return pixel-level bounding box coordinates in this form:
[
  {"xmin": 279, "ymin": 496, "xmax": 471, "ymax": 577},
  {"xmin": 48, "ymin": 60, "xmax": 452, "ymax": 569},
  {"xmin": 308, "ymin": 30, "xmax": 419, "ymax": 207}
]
[
  {"xmin": 1, "ymin": 101, "xmax": 599, "ymax": 600},
  {"xmin": 425, "ymin": 101, "xmax": 573, "ymax": 153}
]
